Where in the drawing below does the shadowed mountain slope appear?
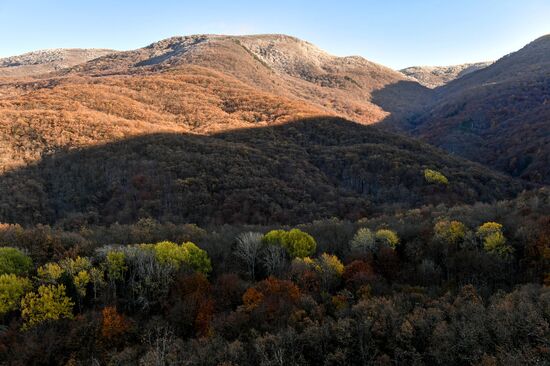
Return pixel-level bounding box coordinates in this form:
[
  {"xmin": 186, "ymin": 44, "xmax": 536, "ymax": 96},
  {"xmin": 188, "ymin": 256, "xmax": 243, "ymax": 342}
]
[
  {"xmin": 398, "ymin": 35, "xmax": 550, "ymax": 183},
  {"xmin": 0, "ymin": 117, "xmax": 525, "ymax": 227}
]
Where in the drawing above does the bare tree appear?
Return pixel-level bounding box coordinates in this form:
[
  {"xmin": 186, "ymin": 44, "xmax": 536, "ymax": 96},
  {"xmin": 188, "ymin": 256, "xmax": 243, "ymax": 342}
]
[
  {"xmin": 141, "ymin": 325, "xmax": 176, "ymax": 366},
  {"xmin": 234, "ymin": 232, "xmax": 264, "ymax": 279},
  {"xmin": 261, "ymin": 244, "xmax": 287, "ymax": 277}
]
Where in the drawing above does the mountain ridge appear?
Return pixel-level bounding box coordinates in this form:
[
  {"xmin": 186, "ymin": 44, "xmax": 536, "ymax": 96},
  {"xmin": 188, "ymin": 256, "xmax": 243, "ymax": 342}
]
[
  {"xmin": 400, "ymin": 62, "xmax": 493, "ymax": 88},
  {"xmin": 0, "ymin": 48, "xmax": 115, "ymax": 78},
  {"xmin": 403, "ymin": 33, "xmax": 550, "ymax": 183},
  {"xmin": 1, "ymin": 33, "xmax": 548, "ymax": 186}
]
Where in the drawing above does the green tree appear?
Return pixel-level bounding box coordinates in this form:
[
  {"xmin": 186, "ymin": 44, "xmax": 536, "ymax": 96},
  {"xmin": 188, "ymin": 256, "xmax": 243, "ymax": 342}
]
[
  {"xmin": 105, "ymin": 250, "xmax": 127, "ymax": 282},
  {"xmin": 484, "ymin": 231, "xmax": 512, "ymax": 254},
  {"xmin": 284, "ymin": 229, "xmax": 317, "ymax": 258},
  {"xmin": 262, "ymin": 230, "xmax": 287, "ymax": 247},
  {"xmin": 20, "ymin": 284, "xmax": 74, "ymax": 328},
  {"xmin": 181, "ymin": 242, "xmax": 212, "ymax": 275},
  {"xmin": 375, "ymin": 229, "xmax": 400, "ymax": 249},
  {"xmin": 424, "ymin": 169, "xmax": 449, "ymax": 185},
  {"xmin": 476, "ymin": 222, "xmax": 503, "ymax": 238},
  {"xmin": 89, "ymin": 267, "xmax": 105, "ymax": 300},
  {"xmin": 146, "ymin": 241, "xmax": 212, "ymax": 274},
  {"xmin": 317, "ymin": 253, "xmax": 345, "ymax": 277},
  {"xmin": 0, "ymin": 274, "xmax": 32, "ymax": 314},
  {"xmin": 153, "ymin": 241, "xmax": 187, "ymax": 268},
  {"xmin": 263, "ymin": 229, "xmax": 316, "ymax": 258},
  {"xmin": 0, "ymin": 247, "xmax": 33, "ymax": 275}
]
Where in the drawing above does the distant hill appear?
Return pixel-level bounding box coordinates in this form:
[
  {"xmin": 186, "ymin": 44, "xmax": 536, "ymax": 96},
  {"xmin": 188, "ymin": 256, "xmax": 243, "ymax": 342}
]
[
  {"xmin": 401, "ymin": 34, "xmax": 550, "ymax": 183},
  {"xmin": 0, "ymin": 48, "xmax": 114, "ymax": 77},
  {"xmin": 400, "ymin": 62, "xmax": 493, "ymax": 88},
  {"xmin": 56, "ymin": 34, "xmax": 432, "ymax": 124}
]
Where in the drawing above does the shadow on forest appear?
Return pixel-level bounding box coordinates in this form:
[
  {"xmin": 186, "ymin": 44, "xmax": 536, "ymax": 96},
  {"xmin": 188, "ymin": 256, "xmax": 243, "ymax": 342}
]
[
  {"xmin": 0, "ymin": 116, "xmax": 526, "ymax": 227},
  {"xmin": 370, "ymin": 80, "xmax": 434, "ymax": 131}
]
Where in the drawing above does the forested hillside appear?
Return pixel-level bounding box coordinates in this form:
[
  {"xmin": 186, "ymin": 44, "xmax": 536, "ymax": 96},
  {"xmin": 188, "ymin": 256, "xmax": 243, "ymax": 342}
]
[
  {"xmin": 0, "ymin": 189, "xmax": 548, "ymax": 365},
  {"xmin": 399, "ymin": 35, "xmax": 550, "ymax": 183},
  {"xmin": 0, "ymin": 32, "xmax": 548, "ymax": 366},
  {"xmin": 0, "ymin": 117, "xmax": 525, "ymax": 227}
]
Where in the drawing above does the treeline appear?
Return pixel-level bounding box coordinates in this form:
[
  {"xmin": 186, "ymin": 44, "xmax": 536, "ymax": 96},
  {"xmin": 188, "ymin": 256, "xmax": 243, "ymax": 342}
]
[{"xmin": 0, "ymin": 188, "xmax": 548, "ymax": 365}]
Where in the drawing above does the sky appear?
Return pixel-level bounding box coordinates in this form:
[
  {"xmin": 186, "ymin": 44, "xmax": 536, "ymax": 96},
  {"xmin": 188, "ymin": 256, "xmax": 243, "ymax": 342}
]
[{"xmin": 1, "ymin": 0, "xmax": 549, "ymax": 69}]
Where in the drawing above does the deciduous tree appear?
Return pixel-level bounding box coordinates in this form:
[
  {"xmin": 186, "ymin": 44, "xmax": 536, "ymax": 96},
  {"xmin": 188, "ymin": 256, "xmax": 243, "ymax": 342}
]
[
  {"xmin": 0, "ymin": 273, "xmax": 31, "ymax": 314},
  {"xmin": 20, "ymin": 284, "xmax": 74, "ymax": 328},
  {"xmin": 0, "ymin": 247, "xmax": 33, "ymax": 275}
]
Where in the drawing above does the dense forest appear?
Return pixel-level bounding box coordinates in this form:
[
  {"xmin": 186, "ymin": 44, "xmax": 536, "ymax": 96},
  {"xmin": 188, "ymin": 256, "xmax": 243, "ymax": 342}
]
[
  {"xmin": 0, "ymin": 188, "xmax": 548, "ymax": 365},
  {"xmin": 0, "ymin": 31, "xmax": 549, "ymax": 366},
  {"xmin": 0, "ymin": 118, "xmax": 527, "ymax": 227},
  {"xmin": 397, "ymin": 35, "xmax": 550, "ymax": 184}
]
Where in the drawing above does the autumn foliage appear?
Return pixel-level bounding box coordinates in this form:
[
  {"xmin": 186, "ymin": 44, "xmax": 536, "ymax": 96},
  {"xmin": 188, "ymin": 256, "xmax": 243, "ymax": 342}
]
[{"xmin": 101, "ymin": 306, "xmax": 131, "ymax": 340}]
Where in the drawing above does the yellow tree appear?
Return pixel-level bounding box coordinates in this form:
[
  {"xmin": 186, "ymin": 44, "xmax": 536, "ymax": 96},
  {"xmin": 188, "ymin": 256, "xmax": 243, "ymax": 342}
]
[
  {"xmin": 477, "ymin": 222, "xmax": 513, "ymax": 255},
  {"xmin": 375, "ymin": 229, "xmax": 400, "ymax": 249},
  {"xmin": 434, "ymin": 220, "xmax": 467, "ymax": 245},
  {"xmin": 20, "ymin": 284, "xmax": 74, "ymax": 328},
  {"xmin": 0, "ymin": 274, "xmax": 32, "ymax": 314}
]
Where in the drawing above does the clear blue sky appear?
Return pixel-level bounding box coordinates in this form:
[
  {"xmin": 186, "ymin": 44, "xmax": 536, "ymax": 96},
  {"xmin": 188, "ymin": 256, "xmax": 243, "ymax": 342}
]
[{"xmin": 1, "ymin": 0, "xmax": 549, "ymax": 69}]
